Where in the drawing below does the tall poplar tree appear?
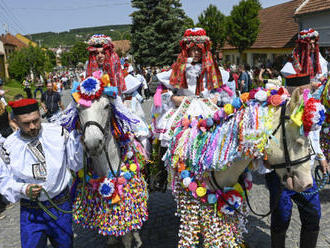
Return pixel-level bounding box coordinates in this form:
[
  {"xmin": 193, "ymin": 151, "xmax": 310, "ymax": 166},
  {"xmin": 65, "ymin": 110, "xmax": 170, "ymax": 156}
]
[
  {"xmin": 226, "ymin": 0, "xmax": 261, "ymax": 60},
  {"xmin": 130, "ymin": 0, "xmax": 188, "ymax": 66},
  {"xmin": 197, "ymin": 4, "xmax": 226, "ymax": 53}
]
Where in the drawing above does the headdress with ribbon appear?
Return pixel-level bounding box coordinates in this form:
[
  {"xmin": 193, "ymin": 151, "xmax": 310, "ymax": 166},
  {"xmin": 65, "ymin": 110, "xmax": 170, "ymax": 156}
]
[
  {"xmin": 169, "ymin": 28, "xmax": 222, "ymax": 95},
  {"xmin": 292, "ymin": 28, "xmax": 321, "ymax": 78},
  {"xmin": 86, "ymin": 34, "xmax": 126, "ymax": 94},
  {"xmin": 9, "ymin": 99, "xmax": 39, "ymax": 115}
]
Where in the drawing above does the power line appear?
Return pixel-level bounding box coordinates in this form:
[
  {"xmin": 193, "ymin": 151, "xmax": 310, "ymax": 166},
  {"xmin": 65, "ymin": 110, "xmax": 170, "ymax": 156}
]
[
  {"xmin": 0, "ymin": 0, "xmax": 26, "ymax": 33},
  {"xmin": 0, "ymin": 0, "xmax": 25, "ymax": 34},
  {"xmin": 0, "ymin": 13, "xmax": 20, "ymax": 34},
  {"xmin": 11, "ymin": 2, "xmax": 130, "ymax": 12}
]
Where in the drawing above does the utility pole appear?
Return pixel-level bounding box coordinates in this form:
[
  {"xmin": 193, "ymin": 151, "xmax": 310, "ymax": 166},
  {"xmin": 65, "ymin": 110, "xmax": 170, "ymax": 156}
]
[
  {"xmin": 36, "ymin": 39, "xmax": 42, "ymax": 47},
  {"xmin": 2, "ymin": 23, "xmax": 8, "ymax": 33}
]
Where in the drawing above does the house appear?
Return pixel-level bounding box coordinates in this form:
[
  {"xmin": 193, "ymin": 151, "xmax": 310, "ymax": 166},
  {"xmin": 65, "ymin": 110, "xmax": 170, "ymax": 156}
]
[
  {"xmin": 0, "ymin": 40, "xmax": 5, "ymax": 79},
  {"xmin": 112, "ymin": 40, "xmax": 131, "ymax": 56},
  {"xmin": 294, "ymin": 0, "xmax": 330, "ymax": 60},
  {"xmin": 15, "ymin": 33, "xmax": 38, "ymax": 47},
  {"xmin": 222, "ymin": 0, "xmax": 305, "ymax": 68},
  {"xmin": 0, "ymin": 33, "xmax": 28, "ymax": 78}
]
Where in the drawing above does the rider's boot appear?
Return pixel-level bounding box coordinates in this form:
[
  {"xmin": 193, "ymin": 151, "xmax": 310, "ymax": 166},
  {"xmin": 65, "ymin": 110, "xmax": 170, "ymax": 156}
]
[
  {"xmin": 300, "ymin": 230, "xmax": 319, "ymax": 248},
  {"xmin": 271, "ymin": 230, "xmax": 286, "ymax": 248}
]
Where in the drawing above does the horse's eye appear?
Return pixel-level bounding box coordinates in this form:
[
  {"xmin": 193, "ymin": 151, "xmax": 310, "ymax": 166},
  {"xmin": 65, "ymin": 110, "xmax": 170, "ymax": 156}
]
[{"xmin": 104, "ymin": 104, "xmax": 110, "ymax": 109}]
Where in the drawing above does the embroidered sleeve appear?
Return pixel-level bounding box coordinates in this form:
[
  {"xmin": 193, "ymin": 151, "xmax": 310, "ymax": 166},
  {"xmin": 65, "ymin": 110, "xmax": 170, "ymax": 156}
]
[
  {"xmin": 65, "ymin": 129, "xmax": 83, "ymax": 171},
  {"xmin": 0, "ymin": 157, "xmax": 27, "ymax": 203},
  {"xmin": 309, "ymin": 130, "xmax": 326, "ymax": 161}
]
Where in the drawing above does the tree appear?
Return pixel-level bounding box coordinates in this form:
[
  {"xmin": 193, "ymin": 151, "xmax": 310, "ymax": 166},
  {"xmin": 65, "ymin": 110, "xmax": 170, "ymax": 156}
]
[
  {"xmin": 226, "ymin": 0, "xmax": 261, "ymax": 61},
  {"xmin": 183, "ymin": 17, "xmax": 194, "ymax": 30},
  {"xmin": 197, "ymin": 4, "xmax": 226, "ymax": 53},
  {"xmin": 70, "ymin": 41, "xmax": 88, "ymax": 65},
  {"xmin": 60, "ymin": 41, "xmax": 88, "ymax": 67},
  {"xmin": 60, "ymin": 51, "xmax": 74, "ymax": 67},
  {"xmin": 130, "ymin": 0, "xmax": 187, "ymax": 66},
  {"xmin": 8, "ymin": 45, "xmax": 55, "ymax": 82}
]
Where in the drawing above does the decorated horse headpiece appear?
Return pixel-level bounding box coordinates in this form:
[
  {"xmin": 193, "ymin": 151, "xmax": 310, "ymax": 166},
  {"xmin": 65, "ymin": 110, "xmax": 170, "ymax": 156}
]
[
  {"xmin": 86, "ymin": 34, "xmax": 126, "ymax": 94},
  {"xmin": 71, "ymin": 76, "xmax": 118, "ymax": 108},
  {"xmin": 169, "ymin": 27, "xmax": 223, "ymax": 95},
  {"xmin": 292, "ymin": 28, "xmax": 321, "ymax": 77}
]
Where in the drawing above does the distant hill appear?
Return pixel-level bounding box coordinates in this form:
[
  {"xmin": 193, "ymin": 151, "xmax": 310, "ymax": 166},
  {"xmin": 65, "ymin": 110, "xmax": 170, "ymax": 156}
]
[{"xmin": 28, "ymin": 24, "xmax": 131, "ymax": 48}]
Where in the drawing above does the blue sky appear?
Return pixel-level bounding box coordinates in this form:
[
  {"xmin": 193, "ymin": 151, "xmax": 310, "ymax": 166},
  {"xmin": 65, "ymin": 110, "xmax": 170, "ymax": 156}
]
[{"xmin": 1, "ymin": 0, "xmax": 290, "ymax": 34}]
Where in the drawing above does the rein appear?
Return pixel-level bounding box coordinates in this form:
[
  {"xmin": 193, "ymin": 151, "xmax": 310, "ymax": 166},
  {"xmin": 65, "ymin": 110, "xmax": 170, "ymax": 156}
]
[
  {"xmin": 28, "ymin": 153, "xmax": 88, "ymax": 221},
  {"xmin": 210, "ymin": 102, "xmax": 320, "ymax": 218},
  {"xmin": 270, "ymin": 102, "xmax": 313, "ymax": 173},
  {"xmin": 82, "ymin": 115, "xmax": 122, "ymax": 179}
]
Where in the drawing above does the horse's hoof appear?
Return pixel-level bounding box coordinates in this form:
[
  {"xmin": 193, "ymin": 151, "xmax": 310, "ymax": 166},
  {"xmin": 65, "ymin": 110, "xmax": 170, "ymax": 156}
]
[{"xmin": 134, "ymin": 242, "xmax": 143, "ymax": 248}]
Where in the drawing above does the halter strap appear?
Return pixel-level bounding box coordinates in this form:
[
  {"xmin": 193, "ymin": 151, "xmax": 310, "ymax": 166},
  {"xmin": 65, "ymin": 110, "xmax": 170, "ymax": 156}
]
[{"xmin": 270, "ymin": 102, "xmax": 313, "ymax": 172}]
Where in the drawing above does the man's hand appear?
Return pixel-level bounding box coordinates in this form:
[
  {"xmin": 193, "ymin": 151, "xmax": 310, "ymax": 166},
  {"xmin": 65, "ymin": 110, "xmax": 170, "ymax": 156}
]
[
  {"xmin": 171, "ymin": 95, "xmax": 185, "ymax": 107},
  {"xmin": 25, "ymin": 184, "xmax": 42, "ymax": 199},
  {"xmin": 320, "ymin": 160, "xmax": 329, "ymax": 174},
  {"xmin": 211, "ymin": 96, "xmax": 218, "ymax": 105}
]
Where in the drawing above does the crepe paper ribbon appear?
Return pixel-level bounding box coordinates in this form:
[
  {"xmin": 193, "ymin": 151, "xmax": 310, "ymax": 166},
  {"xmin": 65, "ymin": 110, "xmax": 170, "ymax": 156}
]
[
  {"xmin": 78, "ymin": 98, "xmax": 92, "ymax": 107},
  {"xmin": 72, "ymin": 92, "xmax": 81, "ymax": 103},
  {"xmin": 104, "ymin": 86, "xmax": 118, "ymax": 98}
]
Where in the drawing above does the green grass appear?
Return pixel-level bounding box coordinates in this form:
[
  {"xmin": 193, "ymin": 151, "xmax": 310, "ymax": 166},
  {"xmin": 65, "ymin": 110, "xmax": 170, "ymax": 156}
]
[{"xmin": 3, "ymin": 79, "xmax": 45, "ymax": 102}]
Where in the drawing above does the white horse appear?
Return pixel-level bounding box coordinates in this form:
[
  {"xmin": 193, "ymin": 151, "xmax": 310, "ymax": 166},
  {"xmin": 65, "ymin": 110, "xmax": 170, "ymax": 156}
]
[{"xmin": 75, "ymin": 95, "xmax": 148, "ymax": 248}]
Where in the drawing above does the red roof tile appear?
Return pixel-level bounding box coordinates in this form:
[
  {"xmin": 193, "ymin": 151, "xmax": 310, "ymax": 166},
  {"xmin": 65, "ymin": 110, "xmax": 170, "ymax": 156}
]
[
  {"xmin": 0, "ymin": 33, "xmax": 27, "ymax": 49},
  {"xmin": 112, "ymin": 40, "xmax": 131, "ymax": 54},
  {"xmin": 295, "ymin": 0, "xmax": 330, "ymax": 15},
  {"xmin": 223, "ymin": 0, "xmax": 303, "ymax": 50}
]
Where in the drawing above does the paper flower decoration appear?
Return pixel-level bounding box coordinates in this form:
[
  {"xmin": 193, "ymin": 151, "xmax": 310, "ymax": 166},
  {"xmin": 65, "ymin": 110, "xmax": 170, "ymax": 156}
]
[
  {"xmin": 78, "ymin": 77, "xmax": 104, "ymax": 100},
  {"xmin": 302, "ymin": 98, "xmax": 326, "ymax": 135},
  {"xmin": 217, "ymin": 191, "xmax": 243, "ymax": 215},
  {"xmin": 98, "ymin": 178, "xmax": 115, "ymax": 199}
]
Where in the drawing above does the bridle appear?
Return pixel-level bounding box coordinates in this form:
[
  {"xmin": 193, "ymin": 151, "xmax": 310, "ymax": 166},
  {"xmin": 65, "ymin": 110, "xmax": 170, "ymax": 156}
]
[
  {"xmin": 81, "ymin": 113, "xmax": 121, "ymax": 179},
  {"xmin": 269, "ymin": 101, "xmax": 314, "ymax": 175},
  {"xmin": 210, "ymin": 101, "xmax": 315, "ymax": 218}
]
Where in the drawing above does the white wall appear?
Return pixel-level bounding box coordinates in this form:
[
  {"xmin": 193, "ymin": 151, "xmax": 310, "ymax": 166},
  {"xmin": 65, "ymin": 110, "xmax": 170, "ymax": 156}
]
[{"xmin": 297, "ymin": 11, "xmax": 330, "ymax": 47}]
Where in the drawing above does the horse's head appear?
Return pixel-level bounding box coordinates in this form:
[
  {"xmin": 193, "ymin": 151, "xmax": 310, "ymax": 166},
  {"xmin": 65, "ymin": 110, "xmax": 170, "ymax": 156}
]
[
  {"xmin": 266, "ymin": 101, "xmax": 313, "ymax": 192},
  {"xmin": 78, "ymin": 95, "xmax": 111, "ymax": 156}
]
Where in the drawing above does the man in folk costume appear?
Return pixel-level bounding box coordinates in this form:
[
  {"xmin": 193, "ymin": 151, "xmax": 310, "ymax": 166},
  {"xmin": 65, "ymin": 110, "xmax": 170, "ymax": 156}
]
[
  {"xmin": 152, "ymin": 27, "xmax": 238, "ymax": 145},
  {"xmin": 82, "ymin": 34, "xmax": 149, "ymax": 145},
  {"xmin": 0, "ymin": 99, "xmax": 83, "ymax": 248},
  {"xmin": 281, "ymin": 28, "xmax": 328, "ymax": 81},
  {"xmin": 152, "ymin": 28, "xmax": 246, "ymax": 247},
  {"xmin": 262, "ymin": 74, "xmax": 329, "ymax": 248}
]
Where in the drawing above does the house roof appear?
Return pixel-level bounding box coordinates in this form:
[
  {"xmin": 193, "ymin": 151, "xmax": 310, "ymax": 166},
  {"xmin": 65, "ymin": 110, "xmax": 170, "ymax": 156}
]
[
  {"xmin": 15, "ymin": 33, "xmax": 38, "ymax": 47},
  {"xmin": 112, "ymin": 40, "xmax": 131, "ymax": 54},
  {"xmin": 295, "ymin": 0, "xmax": 330, "ymax": 16},
  {"xmin": 0, "ymin": 33, "xmax": 27, "ymax": 49},
  {"xmin": 223, "ymin": 0, "xmax": 303, "ymax": 50}
]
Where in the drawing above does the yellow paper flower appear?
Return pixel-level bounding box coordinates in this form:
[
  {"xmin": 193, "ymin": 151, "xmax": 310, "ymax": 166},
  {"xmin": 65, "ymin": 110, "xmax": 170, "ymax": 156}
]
[
  {"xmin": 224, "ymin": 104, "xmax": 234, "ymax": 115},
  {"xmin": 78, "ymin": 169, "xmax": 84, "ymax": 178},
  {"xmin": 233, "ymin": 183, "xmax": 244, "ymax": 196},
  {"xmin": 130, "ymin": 163, "xmax": 137, "ymax": 172},
  {"xmin": 196, "ymin": 186, "xmax": 207, "ymax": 197},
  {"xmin": 101, "ymin": 74, "xmax": 110, "ymax": 86}
]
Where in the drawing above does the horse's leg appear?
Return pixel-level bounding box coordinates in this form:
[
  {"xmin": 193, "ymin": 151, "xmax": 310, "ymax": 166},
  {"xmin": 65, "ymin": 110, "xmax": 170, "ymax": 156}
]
[
  {"xmin": 139, "ymin": 137, "xmax": 151, "ymax": 155},
  {"xmin": 133, "ymin": 231, "xmax": 142, "ymax": 248},
  {"xmin": 122, "ymin": 232, "xmax": 133, "ymax": 248}
]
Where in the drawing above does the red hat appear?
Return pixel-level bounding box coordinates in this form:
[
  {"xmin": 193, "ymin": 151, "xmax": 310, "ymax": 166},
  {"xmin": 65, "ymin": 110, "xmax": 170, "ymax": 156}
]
[
  {"xmin": 9, "ymin": 99, "xmax": 39, "ymax": 115},
  {"xmin": 285, "ymin": 73, "xmax": 310, "ymax": 87}
]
